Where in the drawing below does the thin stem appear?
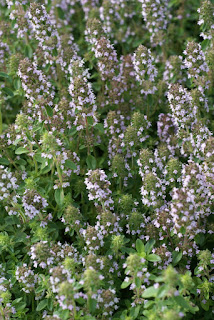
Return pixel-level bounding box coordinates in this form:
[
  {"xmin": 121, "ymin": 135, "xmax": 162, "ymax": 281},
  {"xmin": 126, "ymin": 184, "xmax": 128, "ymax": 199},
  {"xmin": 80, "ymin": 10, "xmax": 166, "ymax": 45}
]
[
  {"xmin": 55, "ymin": 158, "xmax": 63, "ymax": 186},
  {"xmin": 1, "ymin": 254, "xmax": 5, "ymax": 263},
  {"xmin": 31, "ymin": 293, "xmax": 35, "ymax": 312},
  {"xmin": 85, "ymin": 118, "xmax": 90, "ymax": 155},
  {"xmin": 33, "ymin": 157, "xmax": 38, "ymax": 174},
  {"xmin": 0, "ymin": 305, "xmax": 5, "ymax": 320},
  {"xmin": 0, "ymin": 105, "xmax": 2, "ymax": 134}
]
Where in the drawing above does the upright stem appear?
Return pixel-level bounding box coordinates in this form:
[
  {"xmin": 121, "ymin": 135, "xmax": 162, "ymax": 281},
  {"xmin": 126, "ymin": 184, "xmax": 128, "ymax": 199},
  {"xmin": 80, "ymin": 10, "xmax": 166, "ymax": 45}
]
[
  {"xmin": 31, "ymin": 293, "xmax": 35, "ymax": 312},
  {"xmin": 0, "ymin": 305, "xmax": 5, "ymax": 320},
  {"xmin": 72, "ymin": 300, "xmax": 77, "ymax": 319},
  {"xmin": 85, "ymin": 118, "xmax": 90, "ymax": 155},
  {"xmin": 55, "ymin": 158, "xmax": 63, "ymax": 186},
  {"xmin": 0, "ymin": 105, "xmax": 2, "ymax": 134}
]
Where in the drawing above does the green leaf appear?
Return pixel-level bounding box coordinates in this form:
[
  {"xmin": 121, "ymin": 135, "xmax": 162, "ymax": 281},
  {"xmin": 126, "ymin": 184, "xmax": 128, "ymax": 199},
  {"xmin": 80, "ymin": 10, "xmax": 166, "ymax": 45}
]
[
  {"xmin": 130, "ymin": 305, "xmax": 140, "ymax": 319},
  {"xmin": 172, "ymin": 251, "xmax": 182, "ymax": 266},
  {"xmin": 75, "ymin": 297, "xmax": 85, "ymax": 305},
  {"xmin": 195, "ymin": 234, "xmax": 205, "ymax": 246},
  {"xmin": 2, "ymin": 87, "xmax": 14, "ymax": 97},
  {"xmin": 61, "ymin": 310, "xmax": 70, "ymax": 320},
  {"xmin": 14, "ymin": 138, "xmax": 22, "ymax": 145},
  {"xmin": 168, "ymin": 0, "xmax": 180, "ymax": 8},
  {"xmin": 145, "ymin": 239, "xmax": 155, "ymax": 254},
  {"xmin": 55, "ymin": 309, "xmax": 70, "ymax": 320},
  {"xmin": 200, "ymin": 300, "xmax": 209, "ymax": 311},
  {"xmin": 133, "ymin": 39, "xmax": 142, "ymax": 47},
  {"xmin": 157, "ymin": 285, "xmax": 168, "ymax": 298},
  {"xmin": 135, "ymin": 277, "xmax": 141, "ymax": 288},
  {"xmin": 34, "ymin": 154, "xmax": 43, "ymax": 163},
  {"xmin": 25, "ymin": 45, "xmax": 33, "ymax": 58},
  {"xmin": 5, "ymin": 216, "xmax": 19, "ymax": 225},
  {"xmin": 142, "ymin": 286, "xmax": 158, "ymax": 298},
  {"xmin": 180, "ymin": 226, "xmax": 186, "ymax": 234},
  {"xmin": 144, "ymin": 300, "xmax": 155, "ymax": 309},
  {"xmin": 14, "ymin": 79, "xmax": 21, "ymax": 90},
  {"xmin": 136, "ymin": 239, "xmax": 145, "ymax": 254},
  {"xmin": 55, "ymin": 188, "xmax": 64, "ymax": 206},
  {"xmin": 147, "ymin": 254, "xmax": 161, "ymax": 262},
  {"xmin": 0, "ymin": 157, "xmax": 9, "ymax": 165},
  {"xmin": 14, "ymin": 232, "xmax": 26, "ymax": 243},
  {"xmin": 88, "ymin": 297, "xmax": 97, "ymax": 313},
  {"xmin": 201, "ymin": 39, "xmax": 211, "ymax": 50},
  {"xmin": 47, "ymin": 298, "xmax": 53, "ymax": 310},
  {"xmin": 15, "ymin": 147, "xmax": 29, "ymax": 155},
  {"xmin": 57, "ymin": 6, "xmax": 65, "ymax": 19},
  {"xmin": 86, "ymin": 155, "xmax": 96, "ymax": 169},
  {"xmin": 42, "ymin": 164, "xmax": 52, "ymax": 174},
  {"xmin": 194, "ymin": 266, "xmax": 201, "ymax": 276},
  {"xmin": 93, "ymin": 82, "xmax": 101, "ymax": 91},
  {"xmin": 68, "ymin": 127, "xmax": 77, "ymax": 136},
  {"xmin": 155, "ymin": 275, "xmax": 165, "ymax": 282},
  {"xmin": 121, "ymin": 280, "xmax": 131, "ymax": 289},
  {"xmin": 173, "ymin": 296, "xmax": 190, "ymax": 310},
  {"xmin": 45, "ymin": 105, "xmax": 53, "ymax": 117},
  {"xmin": 95, "ymin": 123, "xmax": 104, "ymax": 133},
  {"xmin": 121, "ymin": 247, "xmax": 136, "ymax": 254},
  {"xmin": 0, "ymin": 72, "xmax": 10, "ymax": 79},
  {"xmin": 36, "ymin": 299, "xmax": 48, "ymax": 311},
  {"xmin": 15, "ymin": 159, "xmax": 27, "ymax": 165},
  {"xmin": 12, "ymin": 301, "xmax": 26, "ymax": 311},
  {"xmin": 53, "ymin": 48, "xmax": 58, "ymax": 56},
  {"xmin": 35, "ymin": 287, "xmax": 45, "ymax": 294},
  {"xmin": 65, "ymin": 160, "xmax": 77, "ymax": 170}
]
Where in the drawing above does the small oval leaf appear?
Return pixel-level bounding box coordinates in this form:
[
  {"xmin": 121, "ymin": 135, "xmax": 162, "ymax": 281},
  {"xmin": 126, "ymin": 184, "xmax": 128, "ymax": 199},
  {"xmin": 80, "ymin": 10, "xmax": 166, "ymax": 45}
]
[
  {"xmin": 15, "ymin": 147, "xmax": 29, "ymax": 155},
  {"xmin": 147, "ymin": 254, "xmax": 161, "ymax": 262}
]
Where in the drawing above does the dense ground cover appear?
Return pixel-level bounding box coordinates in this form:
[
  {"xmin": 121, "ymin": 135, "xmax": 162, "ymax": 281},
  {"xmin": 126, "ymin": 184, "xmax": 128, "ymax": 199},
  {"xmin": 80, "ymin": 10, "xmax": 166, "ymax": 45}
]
[{"xmin": 0, "ymin": 0, "xmax": 213, "ymax": 319}]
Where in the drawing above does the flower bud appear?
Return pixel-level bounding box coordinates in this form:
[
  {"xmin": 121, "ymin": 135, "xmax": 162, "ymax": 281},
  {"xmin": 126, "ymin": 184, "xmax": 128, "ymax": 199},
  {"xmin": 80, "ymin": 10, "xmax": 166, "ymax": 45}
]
[
  {"xmin": 163, "ymin": 265, "xmax": 178, "ymax": 286},
  {"xmin": 0, "ymin": 290, "xmax": 11, "ymax": 304},
  {"xmin": 0, "ymin": 232, "xmax": 10, "ymax": 249},
  {"xmin": 166, "ymin": 158, "xmax": 182, "ymax": 186},
  {"xmin": 198, "ymin": 249, "xmax": 212, "ymax": 268},
  {"xmin": 133, "ymin": 45, "xmax": 157, "ymax": 95},
  {"xmin": 41, "ymin": 132, "xmax": 57, "ymax": 151},
  {"xmin": 63, "ymin": 205, "xmax": 82, "ymax": 233},
  {"xmin": 58, "ymin": 281, "xmax": 74, "ymax": 300},
  {"xmin": 111, "ymin": 154, "xmax": 126, "ymax": 178},
  {"xmin": 118, "ymin": 194, "xmax": 135, "ymax": 214},
  {"xmin": 9, "ymin": 54, "xmax": 22, "ymax": 76},
  {"xmin": 126, "ymin": 253, "xmax": 143, "ymax": 276},
  {"xmin": 15, "ymin": 114, "xmax": 31, "ymax": 131},
  {"xmin": 85, "ymin": 225, "xmax": 101, "ymax": 251},
  {"xmin": 163, "ymin": 310, "xmax": 180, "ymax": 320},
  {"xmin": 111, "ymin": 235, "xmax": 125, "ymax": 256},
  {"xmin": 127, "ymin": 211, "xmax": 145, "ymax": 236},
  {"xmin": 83, "ymin": 268, "xmax": 103, "ymax": 293},
  {"xmin": 138, "ymin": 149, "xmax": 154, "ymax": 175},
  {"xmin": 63, "ymin": 257, "xmax": 76, "ymax": 274},
  {"xmin": 100, "ymin": 210, "xmax": 116, "ymax": 231},
  {"xmin": 181, "ymin": 271, "xmax": 194, "ymax": 293}
]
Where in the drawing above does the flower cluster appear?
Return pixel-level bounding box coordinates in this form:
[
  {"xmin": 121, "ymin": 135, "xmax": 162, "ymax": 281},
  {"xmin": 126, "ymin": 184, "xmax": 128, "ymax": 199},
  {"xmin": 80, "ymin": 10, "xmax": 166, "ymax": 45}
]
[
  {"xmin": 15, "ymin": 264, "xmax": 38, "ymax": 293},
  {"xmin": 85, "ymin": 169, "xmax": 114, "ymax": 209},
  {"xmin": 22, "ymin": 188, "xmax": 48, "ymax": 220},
  {"xmin": 133, "ymin": 45, "xmax": 158, "ymax": 95},
  {"xmin": 68, "ymin": 58, "xmax": 98, "ymax": 130},
  {"xmin": 139, "ymin": 0, "xmax": 171, "ymax": 46},
  {"xmin": 167, "ymin": 84, "xmax": 198, "ymax": 130},
  {"xmin": 86, "ymin": 18, "xmax": 119, "ymax": 81}
]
